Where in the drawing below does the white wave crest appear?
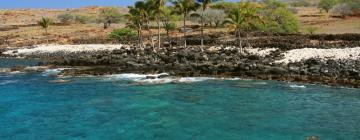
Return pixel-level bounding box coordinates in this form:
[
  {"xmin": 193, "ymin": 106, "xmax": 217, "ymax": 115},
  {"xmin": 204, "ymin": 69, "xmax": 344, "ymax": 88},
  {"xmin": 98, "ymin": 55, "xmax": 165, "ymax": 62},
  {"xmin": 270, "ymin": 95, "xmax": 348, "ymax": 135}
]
[
  {"xmin": 42, "ymin": 68, "xmax": 70, "ymax": 76},
  {"xmin": 0, "ymin": 80, "xmax": 18, "ymax": 85},
  {"xmin": 289, "ymin": 84, "xmax": 306, "ymax": 88},
  {"xmin": 103, "ymin": 73, "xmax": 218, "ymax": 84}
]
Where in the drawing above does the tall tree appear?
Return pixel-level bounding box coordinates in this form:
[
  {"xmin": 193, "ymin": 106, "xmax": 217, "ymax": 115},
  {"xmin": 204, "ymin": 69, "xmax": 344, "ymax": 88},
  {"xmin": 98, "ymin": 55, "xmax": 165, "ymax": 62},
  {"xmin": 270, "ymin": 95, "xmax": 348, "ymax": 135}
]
[
  {"xmin": 133, "ymin": 1, "xmax": 155, "ymax": 47},
  {"xmin": 224, "ymin": 2, "xmax": 263, "ymax": 53},
  {"xmin": 149, "ymin": 0, "xmax": 167, "ymax": 49},
  {"xmin": 196, "ymin": 0, "xmax": 219, "ymax": 50},
  {"xmin": 318, "ymin": 0, "xmax": 338, "ymax": 13},
  {"xmin": 99, "ymin": 7, "xmax": 122, "ymax": 29},
  {"xmin": 224, "ymin": 9, "xmax": 244, "ymax": 54},
  {"xmin": 173, "ymin": 0, "xmax": 199, "ymax": 48},
  {"xmin": 126, "ymin": 5, "xmax": 144, "ymax": 46},
  {"xmin": 160, "ymin": 7, "xmax": 179, "ymax": 40},
  {"xmin": 238, "ymin": 2, "xmax": 263, "ymax": 47}
]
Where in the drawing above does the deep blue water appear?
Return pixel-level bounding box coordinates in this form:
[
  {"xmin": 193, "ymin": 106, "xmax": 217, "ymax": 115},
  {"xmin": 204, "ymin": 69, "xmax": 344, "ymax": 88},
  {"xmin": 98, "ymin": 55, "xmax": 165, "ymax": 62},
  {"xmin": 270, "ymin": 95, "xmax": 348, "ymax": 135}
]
[{"xmin": 1, "ymin": 59, "xmax": 360, "ymax": 140}]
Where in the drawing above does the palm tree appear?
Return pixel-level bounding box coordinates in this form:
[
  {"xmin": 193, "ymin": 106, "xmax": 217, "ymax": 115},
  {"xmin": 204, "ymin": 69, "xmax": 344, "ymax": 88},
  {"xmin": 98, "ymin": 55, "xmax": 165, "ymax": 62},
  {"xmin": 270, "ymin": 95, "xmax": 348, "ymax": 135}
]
[
  {"xmin": 224, "ymin": 2, "xmax": 263, "ymax": 54},
  {"xmin": 38, "ymin": 17, "xmax": 52, "ymax": 35},
  {"xmin": 196, "ymin": 0, "xmax": 219, "ymax": 50},
  {"xmin": 149, "ymin": 0, "xmax": 167, "ymax": 49},
  {"xmin": 238, "ymin": 2, "xmax": 263, "ymax": 48},
  {"xmin": 173, "ymin": 0, "xmax": 198, "ymax": 48},
  {"xmin": 224, "ymin": 9, "xmax": 244, "ymax": 53},
  {"xmin": 160, "ymin": 7, "xmax": 177, "ymax": 40},
  {"xmin": 126, "ymin": 6, "xmax": 143, "ymax": 46},
  {"xmin": 134, "ymin": 1, "xmax": 155, "ymax": 47}
]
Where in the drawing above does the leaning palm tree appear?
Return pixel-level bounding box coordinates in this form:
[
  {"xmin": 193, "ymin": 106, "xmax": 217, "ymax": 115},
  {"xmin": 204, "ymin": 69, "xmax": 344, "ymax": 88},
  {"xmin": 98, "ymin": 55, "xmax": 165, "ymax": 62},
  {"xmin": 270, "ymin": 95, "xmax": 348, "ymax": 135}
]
[
  {"xmin": 173, "ymin": 0, "xmax": 199, "ymax": 48},
  {"xmin": 196, "ymin": 0, "xmax": 219, "ymax": 50},
  {"xmin": 149, "ymin": 0, "xmax": 167, "ymax": 49},
  {"xmin": 38, "ymin": 17, "xmax": 52, "ymax": 35}
]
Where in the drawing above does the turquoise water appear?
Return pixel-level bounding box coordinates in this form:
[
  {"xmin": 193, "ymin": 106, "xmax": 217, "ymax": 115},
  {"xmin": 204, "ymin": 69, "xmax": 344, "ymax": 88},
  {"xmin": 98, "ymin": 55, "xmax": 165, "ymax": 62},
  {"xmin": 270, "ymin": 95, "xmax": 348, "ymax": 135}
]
[
  {"xmin": 0, "ymin": 58, "xmax": 41, "ymax": 67},
  {"xmin": 1, "ymin": 60, "xmax": 360, "ymax": 140}
]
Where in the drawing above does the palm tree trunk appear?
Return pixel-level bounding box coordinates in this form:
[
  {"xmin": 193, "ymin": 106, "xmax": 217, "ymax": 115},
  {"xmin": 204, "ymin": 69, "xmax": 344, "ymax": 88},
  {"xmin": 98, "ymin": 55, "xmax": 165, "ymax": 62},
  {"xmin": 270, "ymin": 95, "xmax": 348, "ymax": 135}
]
[
  {"xmin": 157, "ymin": 16, "xmax": 161, "ymax": 49},
  {"xmin": 183, "ymin": 12, "xmax": 187, "ymax": 48},
  {"xmin": 45, "ymin": 28, "xmax": 48, "ymax": 44},
  {"xmin": 200, "ymin": 10, "xmax": 204, "ymax": 52},
  {"xmin": 146, "ymin": 21, "xmax": 154, "ymax": 48},
  {"xmin": 237, "ymin": 29, "xmax": 242, "ymax": 54},
  {"xmin": 138, "ymin": 23, "xmax": 142, "ymax": 47},
  {"xmin": 246, "ymin": 27, "xmax": 251, "ymax": 48}
]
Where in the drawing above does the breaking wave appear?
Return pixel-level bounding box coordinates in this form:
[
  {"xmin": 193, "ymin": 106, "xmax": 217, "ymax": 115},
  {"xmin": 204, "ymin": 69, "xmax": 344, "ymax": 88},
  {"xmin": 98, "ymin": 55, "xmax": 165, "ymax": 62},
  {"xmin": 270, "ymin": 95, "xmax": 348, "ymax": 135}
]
[{"xmin": 102, "ymin": 73, "xmax": 237, "ymax": 84}]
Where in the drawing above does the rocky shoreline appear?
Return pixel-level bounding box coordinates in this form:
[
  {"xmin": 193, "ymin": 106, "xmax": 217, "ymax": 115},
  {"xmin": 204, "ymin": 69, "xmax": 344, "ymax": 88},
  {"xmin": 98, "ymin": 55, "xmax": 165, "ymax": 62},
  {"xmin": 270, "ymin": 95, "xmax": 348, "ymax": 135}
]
[{"xmin": 1, "ymin": 34, "xmax": 360, "ymax": 88}]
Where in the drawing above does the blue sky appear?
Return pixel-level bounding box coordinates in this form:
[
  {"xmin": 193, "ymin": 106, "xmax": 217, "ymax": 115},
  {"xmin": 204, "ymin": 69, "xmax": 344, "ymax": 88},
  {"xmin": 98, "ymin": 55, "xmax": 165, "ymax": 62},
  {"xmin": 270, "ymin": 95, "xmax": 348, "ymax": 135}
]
[{"xmin": 1, "ymin": 0, "xmax": 240, "ymax": 9}]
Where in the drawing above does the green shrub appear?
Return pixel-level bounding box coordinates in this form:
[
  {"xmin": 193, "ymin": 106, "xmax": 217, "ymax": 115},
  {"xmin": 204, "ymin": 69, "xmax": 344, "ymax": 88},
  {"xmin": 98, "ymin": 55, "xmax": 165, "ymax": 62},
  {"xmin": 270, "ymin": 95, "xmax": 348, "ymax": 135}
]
[
  {"xmin": 305, "ymin": 26, "xmax": 318, "ymax": 34},
  {"xmin": 318, "ymin": 0, "xmax": 338, "ymax": 13},
  {"xmin": 98, "ymin": 7, "xmax": 123, "ymax": 29},
  {"xmin": 290, "ymin": 0, "xmax": 311, "ymax": 7},
  {"xmin": 74, "ymin": 15, "xmax": 91, "ymax": 24},
  {"xmin": 57, "ymin": 13, "xmax": 74, "ymax": 24},
  {"xmin": 259, "ymin": 1, "xmax": 300, "ymax": 33},
  {"xmin": 164, "ymin": 22, "xmax": 176, "ymax": 32},
  {"xmin": 109, "ymin": 28, "xmax": 137, "ymax": 41}
]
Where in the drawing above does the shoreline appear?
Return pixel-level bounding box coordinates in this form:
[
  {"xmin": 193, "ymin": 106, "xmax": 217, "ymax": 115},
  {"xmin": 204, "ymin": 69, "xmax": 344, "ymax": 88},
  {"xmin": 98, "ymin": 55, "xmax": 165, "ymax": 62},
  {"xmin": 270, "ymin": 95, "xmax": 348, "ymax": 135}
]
[{"xmin": 1, "ymin": 42, "xmax": 360, "ymax": 88}]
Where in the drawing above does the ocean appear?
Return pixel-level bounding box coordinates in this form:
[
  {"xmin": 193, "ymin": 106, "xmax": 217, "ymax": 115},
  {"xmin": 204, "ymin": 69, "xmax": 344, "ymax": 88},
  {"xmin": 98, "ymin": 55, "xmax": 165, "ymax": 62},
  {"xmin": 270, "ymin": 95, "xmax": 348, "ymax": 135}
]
[{"xmin": 0, "ymin": 58, "xmax": 360, "ymax": 140}]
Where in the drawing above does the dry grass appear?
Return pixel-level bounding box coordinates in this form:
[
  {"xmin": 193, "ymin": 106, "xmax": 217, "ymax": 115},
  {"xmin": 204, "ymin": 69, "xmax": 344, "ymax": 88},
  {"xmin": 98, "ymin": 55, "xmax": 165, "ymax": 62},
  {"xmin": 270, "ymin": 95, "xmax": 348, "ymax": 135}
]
[
  {"xmin": 297, "ymin": 7, "xmax": 360, "ymax": 34},
  {"xmin": 0, "ymin": 6, "xmax": 359, "ymax": 48}
]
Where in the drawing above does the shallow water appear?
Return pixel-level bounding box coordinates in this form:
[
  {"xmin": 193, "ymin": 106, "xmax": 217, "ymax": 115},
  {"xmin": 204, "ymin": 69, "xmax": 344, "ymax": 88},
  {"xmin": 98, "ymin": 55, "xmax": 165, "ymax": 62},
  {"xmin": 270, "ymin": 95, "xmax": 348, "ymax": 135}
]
[
  {"xmin": 0, "ymin": 59, "xmax": 360, "ymax": 140},
  {"xmin": 0, "ymin": 58, "xmax": 41, "ymax": 68}
]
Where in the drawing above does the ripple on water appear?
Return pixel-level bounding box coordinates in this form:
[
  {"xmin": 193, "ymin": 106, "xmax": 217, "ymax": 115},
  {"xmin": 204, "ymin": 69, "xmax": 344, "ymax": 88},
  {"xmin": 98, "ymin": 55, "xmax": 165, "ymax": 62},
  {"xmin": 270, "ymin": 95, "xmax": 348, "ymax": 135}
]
[{"xmin": 0, "ymin": 80, "xmax": 18, "ymax": 85}]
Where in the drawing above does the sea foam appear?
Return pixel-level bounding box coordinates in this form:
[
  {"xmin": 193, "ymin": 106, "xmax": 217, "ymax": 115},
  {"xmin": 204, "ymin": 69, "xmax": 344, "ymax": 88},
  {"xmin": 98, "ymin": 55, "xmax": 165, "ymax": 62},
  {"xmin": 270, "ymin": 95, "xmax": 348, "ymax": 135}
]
[
  {"xmin": 103, "ymin": 73, "xmax": 218, "ymax": 84},
  {"xmin": 0, "ymin": 80, "xmax": 18, "ymax": 85},
  {"xmin": 289, "ymin": 84, "xmax": 306, "ymax": 88}
]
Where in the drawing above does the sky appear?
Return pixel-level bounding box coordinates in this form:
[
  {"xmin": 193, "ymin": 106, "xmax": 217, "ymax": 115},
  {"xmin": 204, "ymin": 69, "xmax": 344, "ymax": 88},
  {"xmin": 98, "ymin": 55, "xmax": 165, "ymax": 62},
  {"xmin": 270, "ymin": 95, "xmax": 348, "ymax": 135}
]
[{"xmin": 0, "ymin": 0, "xmax": 240, "ymax": 9}]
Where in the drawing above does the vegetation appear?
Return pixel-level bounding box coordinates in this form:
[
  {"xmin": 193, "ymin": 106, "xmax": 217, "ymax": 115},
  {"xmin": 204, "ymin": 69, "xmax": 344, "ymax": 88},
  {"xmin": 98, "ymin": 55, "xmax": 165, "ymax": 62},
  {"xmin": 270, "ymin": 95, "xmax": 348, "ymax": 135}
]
[
  {"xmin": 74, "ymin": 15, "xmax": 92, "ymax": 24},
  {"xmin": 210, "ymin": 1, "xmax": 239, "ymax": 14},
  {"xmin": 331, "ymin": 3, "xmax": 353, "ymax": 17},
  {"xmin": 98, "ymin": 7, "xmax": 123, "ymax": 29},
  {"xmin": 109, "ymin": 28, "xmax": 137, "ymax": 41},
  {"xmin": 110, "ymin": 0, "xmax": 300, "ymax": 48},
  {"xmin": 260, "ymin": 0, "xmax": 299, "ymax": 33},
  {"xmin": 152, "ymin": 0, "xmax": 167, "ymax": 48},
  {"xmin": 224, "ymin": 8, "xmax": 245, "ymax": 53},
  {"xmin": 57, "ymin": 13, "xmax": 74, "ymax": 24},
  {"xmin": 38, "ymin": 17, "xmax": 52, "ymax": 35},
  {"xmin": 160, "ymin": 7, "xmax": 179, "ymax": 39},
  {"xmin": 318, "ymin": 0, "xmax": 338, "ymax": 13},
  {"xmin": 173, "ymin": 0, "xmax": 199, "ymax": 47},
  {"xmin": 305, "ymin": 26, "xmax": 318, "ymax": 35},
  {"xmin": 191, "ymin": 9, "xmax": 226, "ymax": 27},
  {"xmin": 290, "ymin": 0, "xmax": 311, "ymax": 7},
  {"xmin": 125, "ymin": 5, "xmax": 144, "ymax": 46},
  {"xmin": 196, "ymin": 0, "xmax": 219, "ymax": 49}
]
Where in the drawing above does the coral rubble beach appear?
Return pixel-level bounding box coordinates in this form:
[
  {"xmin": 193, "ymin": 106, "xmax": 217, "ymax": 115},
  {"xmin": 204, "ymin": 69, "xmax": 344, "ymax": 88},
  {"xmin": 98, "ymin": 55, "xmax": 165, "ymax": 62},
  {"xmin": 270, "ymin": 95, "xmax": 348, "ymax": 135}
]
[{"xmin": 1, "ymin": 34, "xmax": 360, "ymax": 88}]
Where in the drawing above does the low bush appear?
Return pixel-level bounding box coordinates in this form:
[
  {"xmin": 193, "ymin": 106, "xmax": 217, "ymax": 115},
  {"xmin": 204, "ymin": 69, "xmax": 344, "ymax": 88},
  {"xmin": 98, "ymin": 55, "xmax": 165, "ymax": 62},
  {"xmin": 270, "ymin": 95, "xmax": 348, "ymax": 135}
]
[
  {"xmin": 109, "ymin": 28, "xmax": 137, "ymax": 41},
  {"xmin": 331, "ymin": 3, "xmax": 353, "ymax": 17},
  {"xmin": 57, "ymin": 13, "xmax": 74, "ymax": 24},
  {"xmin": 74, "ymin": 15, "xmax": 92, "ymax": 24},
  {"xmin": 305, "ymin": 26, "xmax": 318, "ymax": 35}
]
